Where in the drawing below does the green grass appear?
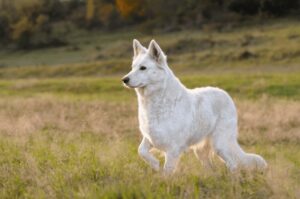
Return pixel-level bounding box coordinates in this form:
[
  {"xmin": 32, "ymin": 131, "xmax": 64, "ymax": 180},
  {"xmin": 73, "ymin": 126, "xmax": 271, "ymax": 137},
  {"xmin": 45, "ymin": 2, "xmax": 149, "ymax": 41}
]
[
  {"xmin": 0, "ymin": 128, "xmax": 298, "ymax": 198},
  {"xmin": 0, "ymin": 73, "xmax": 298, "ymax": 101}
]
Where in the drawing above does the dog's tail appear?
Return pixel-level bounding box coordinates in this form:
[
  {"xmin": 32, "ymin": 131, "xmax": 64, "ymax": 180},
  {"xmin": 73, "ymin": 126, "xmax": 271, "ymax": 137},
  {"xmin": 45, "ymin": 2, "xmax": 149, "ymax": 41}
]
[
  {"xmin": 231, "ymin": 141, "xmax": 268, "ymax": 170},
  {"xmin": 239, "ymin": 151, "xmax": 268, "ymax": 170}
]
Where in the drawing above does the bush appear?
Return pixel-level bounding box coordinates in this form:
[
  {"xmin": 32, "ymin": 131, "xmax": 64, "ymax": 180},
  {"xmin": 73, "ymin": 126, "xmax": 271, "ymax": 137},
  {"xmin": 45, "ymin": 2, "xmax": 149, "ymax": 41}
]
[
  {"xmin": 12, "ymin": 16, "xmax": 34, "ymax": 49},
  {"xmin": 228, "ymin": 0, "xmax": 261, "ymax": 15},
  {"xmin": 12, "ymin": 14, "xmax": 67, "ymax": 49},
  {"xmin": 261, "ymin": 0, "xmax": 299, "ymax": 16},
  {"xmin": 228, "ymin": 0, "xmax": 299, "ymax": 16},
  {"xmin": 0, "ymin": 13, "xmax": 10, "ymax": 44}
]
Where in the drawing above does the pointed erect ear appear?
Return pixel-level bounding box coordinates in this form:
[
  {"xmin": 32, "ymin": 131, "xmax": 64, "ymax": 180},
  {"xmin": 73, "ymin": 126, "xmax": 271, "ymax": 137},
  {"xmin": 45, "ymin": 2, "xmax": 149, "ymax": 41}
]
[
  {"xmin": 133, "ymin": 39, "xmax": 146, "ymax": 58},
  {"xmin": 148, "ymin": 39, "xmax": 165, "ymax": 63}
]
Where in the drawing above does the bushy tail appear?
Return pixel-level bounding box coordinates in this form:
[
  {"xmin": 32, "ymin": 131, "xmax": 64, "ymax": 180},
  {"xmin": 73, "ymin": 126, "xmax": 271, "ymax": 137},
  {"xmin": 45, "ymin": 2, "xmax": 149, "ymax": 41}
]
[
  {"xmin": 234, "ymin": 143, "xmax": 268, "ymax": 170},
  {"xmin": 240, "ymin": 152, "xmax": 268, "ymax": 170}
]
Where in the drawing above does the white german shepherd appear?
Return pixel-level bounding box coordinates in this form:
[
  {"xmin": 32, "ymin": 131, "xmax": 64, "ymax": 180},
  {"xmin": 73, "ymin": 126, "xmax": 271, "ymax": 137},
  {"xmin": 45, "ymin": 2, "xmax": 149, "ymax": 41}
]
[{"xmin": 122, "ymin": 39, "xmax": 267, "ymax": 174}]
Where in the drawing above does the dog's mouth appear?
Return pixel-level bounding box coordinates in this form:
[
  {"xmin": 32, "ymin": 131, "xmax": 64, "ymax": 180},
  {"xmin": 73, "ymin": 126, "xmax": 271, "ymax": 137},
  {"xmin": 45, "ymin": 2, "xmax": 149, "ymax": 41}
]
[{"xmin": 123, "ymin": 83, "xmax": 145, "ymax": 89}]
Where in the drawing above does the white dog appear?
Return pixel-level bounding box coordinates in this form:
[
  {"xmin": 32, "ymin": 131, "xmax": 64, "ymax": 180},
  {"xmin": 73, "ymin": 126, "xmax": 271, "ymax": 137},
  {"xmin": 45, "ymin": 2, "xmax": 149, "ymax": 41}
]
[{"xmin": 122, "ymin": 39, "xmax": 267, "ymax": 174}]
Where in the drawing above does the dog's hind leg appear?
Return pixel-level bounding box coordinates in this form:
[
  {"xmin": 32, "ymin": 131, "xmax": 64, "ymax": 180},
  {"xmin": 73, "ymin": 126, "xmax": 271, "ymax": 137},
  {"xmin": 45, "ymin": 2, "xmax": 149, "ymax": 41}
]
[
  {"xmin": 138, "ymin": 137, "xmax": 160, "ymax": 171},
  {"xmin": 211, "ymin": 119, "xmax": 242, "ymax": 171}
]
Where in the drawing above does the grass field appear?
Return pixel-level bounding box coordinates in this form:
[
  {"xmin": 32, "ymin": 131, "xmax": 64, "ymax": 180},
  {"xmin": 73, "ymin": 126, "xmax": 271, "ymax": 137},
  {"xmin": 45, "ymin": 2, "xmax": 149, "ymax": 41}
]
[
  {"xmin": 0, "ymin": 19, "xmax": 300, "ymax": 198},
  {"xmin": 0, "ymin": 74, "xmax": 299, "ymax": 198}
]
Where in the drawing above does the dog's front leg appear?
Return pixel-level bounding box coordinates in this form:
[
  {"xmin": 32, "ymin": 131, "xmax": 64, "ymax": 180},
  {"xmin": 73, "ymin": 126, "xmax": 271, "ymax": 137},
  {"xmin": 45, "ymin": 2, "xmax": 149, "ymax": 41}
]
[
  {"xmin": 138, "ymin": 137, "xmax": 160, "ymax": 171},
  {"xmin": 163, "ymin": 150, "xmax": 182, "ymax": 175}
]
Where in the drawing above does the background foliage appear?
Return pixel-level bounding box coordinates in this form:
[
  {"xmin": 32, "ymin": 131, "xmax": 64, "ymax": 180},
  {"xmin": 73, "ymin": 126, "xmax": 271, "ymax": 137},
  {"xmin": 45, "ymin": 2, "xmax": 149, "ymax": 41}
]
[{"xmin": 0, "ymin": 0, "xmax": 299, "ymax": 49}]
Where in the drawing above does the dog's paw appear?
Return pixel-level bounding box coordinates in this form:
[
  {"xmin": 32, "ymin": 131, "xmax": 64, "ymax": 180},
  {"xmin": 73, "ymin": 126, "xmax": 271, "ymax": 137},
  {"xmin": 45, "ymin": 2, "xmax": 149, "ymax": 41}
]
[{"xmin": 152, "ymin": 160, "xmax": 160, "ymax": 171}]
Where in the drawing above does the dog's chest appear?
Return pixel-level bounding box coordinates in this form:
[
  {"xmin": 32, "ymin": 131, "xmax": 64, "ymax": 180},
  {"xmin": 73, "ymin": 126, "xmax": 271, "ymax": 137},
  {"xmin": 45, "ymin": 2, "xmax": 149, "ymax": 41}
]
[
  {"xmin": 139, "ymin": 108, "xmax": 172, "ymax": 149},
  {"xmin": 138, "ymin": 97, "xmax": 192, "ymax": 148},
  {"xmin": 139, "ymin": 100, "xmax": 173, "ymax": 130}
]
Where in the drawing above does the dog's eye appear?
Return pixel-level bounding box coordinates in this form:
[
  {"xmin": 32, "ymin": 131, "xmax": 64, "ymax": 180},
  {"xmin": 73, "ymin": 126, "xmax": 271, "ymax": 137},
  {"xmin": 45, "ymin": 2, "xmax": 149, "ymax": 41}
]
[{"xmin": 140, "ymin": 66, "xmax": 147, "ymax": 70}]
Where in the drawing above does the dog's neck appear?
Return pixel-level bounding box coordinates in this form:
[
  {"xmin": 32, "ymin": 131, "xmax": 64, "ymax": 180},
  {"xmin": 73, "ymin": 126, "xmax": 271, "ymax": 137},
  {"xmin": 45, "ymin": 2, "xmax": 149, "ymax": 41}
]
[{"xmin": 135, "ymin": 68, "xmax": 185, "ymax": 108}]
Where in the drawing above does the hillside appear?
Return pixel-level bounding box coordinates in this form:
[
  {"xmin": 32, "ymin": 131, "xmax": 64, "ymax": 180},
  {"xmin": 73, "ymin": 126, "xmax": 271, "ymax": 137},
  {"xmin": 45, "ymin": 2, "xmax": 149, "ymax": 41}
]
[{"xmin": 0, "ymin": 19, "xmax": 299, "ymax": 78}]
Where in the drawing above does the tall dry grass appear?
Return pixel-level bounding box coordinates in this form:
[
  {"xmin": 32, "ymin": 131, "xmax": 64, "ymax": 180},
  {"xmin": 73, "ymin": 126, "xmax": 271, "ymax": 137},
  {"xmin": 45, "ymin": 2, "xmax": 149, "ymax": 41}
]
[
  {"xmin": 0, "ymin": 95, "xmax": 299, "ymax": 198},
  {"xmin": 238, "ymin": 97, "xmax": 300, "ymax": 144},
  {"xmin": 0, "ymin": 96, "xmax": 137, "ymax": 139},
  {"xmin": 0, "ymin": 96, "xmax": 298, "ymax": 144}
]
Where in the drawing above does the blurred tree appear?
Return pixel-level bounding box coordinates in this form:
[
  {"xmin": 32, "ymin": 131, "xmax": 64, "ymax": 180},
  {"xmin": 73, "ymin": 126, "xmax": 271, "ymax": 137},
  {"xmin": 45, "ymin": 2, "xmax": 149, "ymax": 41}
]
[
  {"xmin": 0, "ymin": 0, "xmax": 300, "ymax": 48},
  {"xmin": 228, "ymin": 0, "xmax": 299, "ymax": 16},
  {"xmin": 98, "ymin": 2, "xmax": 120, "ymax": 29},
  {"xmin": 228, "ymin": 0, "xmax": 260, "ymax": 15},
  {"xmin": 67, "ymin": 0, "xmax": 83, "ymax": 13},
  {"xmin": 12, "ymin": 16, "xmax": 34, "ymax": 48},
  {"xmin": 0, "ymin": 13, "xmax": 10, "ymax": 43},
  {"xmin": 9, "ymin": 0, "xmax": 67, "ymax": 49},
  {"xmin": 99, "ymin": 3, "xmax": 114, "ymax": 22},
  {"xmin": 86, "ymin": 0, "xmax": 95, "ymax": 23},
  {"xmin": 84, "ymin": 0, "xmax": 122, "ymax": 29},
  {"xmin": 143, "ymin": 0, "xmax": 181, "ymax": 29},
  {"xmin": 41, "ymin": 0, "xmax": 65, "ymax": 21},
  {"xmin": 67, "ymin": 0, "xmax": 86, "ymax": 26},
  {"xmin": 260, "ymin": 0, "xmax": 299, "ymax": 16},
  {"xmin": 116, "ymin": 0, "xmax": 145, "ymax": 20}
]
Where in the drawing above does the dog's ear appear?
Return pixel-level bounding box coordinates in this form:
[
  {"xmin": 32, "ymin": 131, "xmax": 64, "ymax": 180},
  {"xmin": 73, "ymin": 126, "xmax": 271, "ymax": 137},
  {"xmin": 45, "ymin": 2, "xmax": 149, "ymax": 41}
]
[
  {"xmin": 148, "ymin": 39, "xmax": 165, "ymax": 64},
  {"xmin": 133, "ymin": 39, "xmax": 146, "ymax": 58}
]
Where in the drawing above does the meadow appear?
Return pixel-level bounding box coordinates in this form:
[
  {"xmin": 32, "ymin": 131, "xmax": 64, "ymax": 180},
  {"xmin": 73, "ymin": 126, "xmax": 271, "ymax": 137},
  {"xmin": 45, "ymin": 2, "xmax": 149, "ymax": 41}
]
[{"xmin": 0, "ymin": 19, "xmax": 299, "ymax": 198}]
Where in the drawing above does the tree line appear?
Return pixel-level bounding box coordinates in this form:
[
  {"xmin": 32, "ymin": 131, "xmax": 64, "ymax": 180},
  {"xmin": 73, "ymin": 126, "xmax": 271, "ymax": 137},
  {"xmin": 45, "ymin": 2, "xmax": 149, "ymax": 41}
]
[{"xmin": 0, "ymin": 0, "xmax": 299, "ymax": 49}]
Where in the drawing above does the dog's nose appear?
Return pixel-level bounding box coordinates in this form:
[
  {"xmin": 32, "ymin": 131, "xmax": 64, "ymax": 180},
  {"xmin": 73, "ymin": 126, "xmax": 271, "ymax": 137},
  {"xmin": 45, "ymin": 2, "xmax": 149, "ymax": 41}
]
[{"xmin": 122, "ymin": 77, "xmax": 130, "ymax": 84}]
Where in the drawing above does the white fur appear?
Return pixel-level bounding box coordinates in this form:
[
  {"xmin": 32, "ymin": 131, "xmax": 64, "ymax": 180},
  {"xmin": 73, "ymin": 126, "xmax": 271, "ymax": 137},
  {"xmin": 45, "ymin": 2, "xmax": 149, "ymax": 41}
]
[{"xmin": 123, "ymin": 39, "xmax": 267, "ymax": 174}]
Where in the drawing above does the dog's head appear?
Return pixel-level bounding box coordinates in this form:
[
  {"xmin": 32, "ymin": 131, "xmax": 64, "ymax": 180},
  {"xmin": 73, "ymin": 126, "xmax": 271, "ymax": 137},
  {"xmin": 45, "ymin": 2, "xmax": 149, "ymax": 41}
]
[{"xmin": 122, "ymin": 39, "xmax": 168, "ymax": 89}]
